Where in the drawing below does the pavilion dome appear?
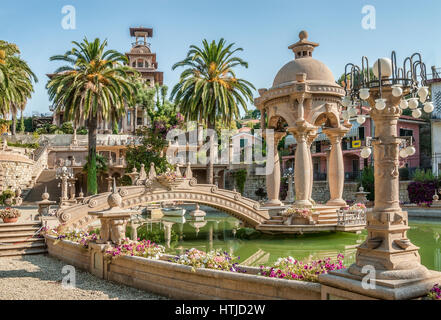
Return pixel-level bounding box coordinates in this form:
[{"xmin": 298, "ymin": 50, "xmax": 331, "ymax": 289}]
[
  {"xmin": 273, "ymin": 58, "xmax": 336, "ymax": 87},
  {"xmin": 272, "ymin": 30, "xmax": 336, "ymax": 87}
]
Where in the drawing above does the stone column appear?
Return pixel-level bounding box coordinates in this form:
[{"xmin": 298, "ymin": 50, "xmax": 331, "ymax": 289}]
[
  {"xmin": 288, "ymin": 120, "xmax": 316, "ymax": 208},
  {"xmin": 263, "ymin": 131, "xmax": 286, "ymax": 207},
  {"xmin": 306, "ymin": 129, "xmax": 318, "ymax": 203},
  {"xmin": 323, "ymin": 126, "xmax": 350, "ymax": 207}
]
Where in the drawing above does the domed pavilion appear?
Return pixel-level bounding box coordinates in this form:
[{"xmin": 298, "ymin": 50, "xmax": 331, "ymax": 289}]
[{"xmin": 255, "ymin": 31, "xmax": 350, "ymax": 208}]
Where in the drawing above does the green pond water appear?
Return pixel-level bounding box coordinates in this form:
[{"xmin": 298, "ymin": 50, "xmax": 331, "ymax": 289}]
[{"xmin": 138, "ymin": 206, "xmax": 441, "ymax": 271}]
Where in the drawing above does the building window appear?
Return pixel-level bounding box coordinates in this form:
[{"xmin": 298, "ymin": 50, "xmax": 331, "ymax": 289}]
[
  {"xmin": 127, "ymin": 111, "xmax": 131, "ymax": 126},
  {"xmin": 137, "ymin": 59, "xmax": 144, "ymax": 68},
  {"xmin": 358, "ymin": 127, "xmax": 365, "ymax": 140},
  {"xmin": 400, "ymin": 128, "xmax": 413, "ymax": 137},
  {"xmin": 315, "ymin": 141, "xmax": 321, "ymax": 153}
]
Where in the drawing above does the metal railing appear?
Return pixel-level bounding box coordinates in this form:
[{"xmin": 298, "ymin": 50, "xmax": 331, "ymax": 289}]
[{"xmin": 337, "ymin": 209, "xmax": 367, "ymax": 226}]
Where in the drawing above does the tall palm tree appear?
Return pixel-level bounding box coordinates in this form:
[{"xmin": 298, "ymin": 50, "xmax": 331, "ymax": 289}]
[
  {"xmin": 0, "ymin": 41, "xmax": 37, "ymax": 133},
  {"xmin": 47, "ymin": 38, "xmax": 137, "ymax": 195},
  {"xmin": 171, "ymin": 39, "xmax": 254, "ymax": 184}
]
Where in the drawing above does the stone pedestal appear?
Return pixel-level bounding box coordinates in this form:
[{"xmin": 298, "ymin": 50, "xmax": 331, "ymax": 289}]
[
  {"xmin": 90, "ymin": 179, "xmax": 138, "ymax": 245},
  {"xmin": 323, "ymin": 126, "xmax": 350, "ymax": 207}
]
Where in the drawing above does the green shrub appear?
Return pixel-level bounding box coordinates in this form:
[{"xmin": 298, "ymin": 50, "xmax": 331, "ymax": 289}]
[
  {"xmin": 232, "ymin": 169, "xmax": 247, "ymax": 194},
  {"xmin": 0, "ymin": 190, "xmax": 15, "ymax": 205},
  {"xmin": 412, "ymin": 169, "xmax": 436, "ymax": 182}
]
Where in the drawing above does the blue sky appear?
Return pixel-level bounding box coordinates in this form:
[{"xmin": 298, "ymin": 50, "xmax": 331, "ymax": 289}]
[{"xmin": 2, "ymin": 0, "xmax": 441, "ymax": 116}]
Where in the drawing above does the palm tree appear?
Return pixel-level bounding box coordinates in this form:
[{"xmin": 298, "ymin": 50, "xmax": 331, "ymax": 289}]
[
  {"xmin": 170, "ymin": 39, "xmax": 254, "ymax": 184},
  {"xmin": 47, "ymin": 38, "xmax": 137, "ymax": 195},
  {"xmin": 0, "ymin": 41, "xmax": 37, "ymax": 133}
]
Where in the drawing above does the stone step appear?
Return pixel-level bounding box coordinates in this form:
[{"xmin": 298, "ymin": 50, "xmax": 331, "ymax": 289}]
[
  {"xmin": 0, "ymin": 231, "xmax": 39, "ymax": 239},
  {"xmin": 0, "ymin": 222, "xmax": 42, "ymax": 228},
  {"xmin": 0, "ymin": 227, "xmax": 41, "ymax": 235},
  {"xmin": 0, "ymin": 247, "xmax": 47, "ymax": 257},
  {"xmin": 0, "ymin": 237, "xmax": 45, "ymax": 244},
  {"xmin": 0, "ymin": 240, "xmax": 46, "ymax": 250}
]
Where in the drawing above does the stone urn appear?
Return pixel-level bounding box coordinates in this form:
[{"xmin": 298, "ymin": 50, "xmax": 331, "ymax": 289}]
[{"xmin": 4, "ymin": 197, "xmax": 13, "ymax": 206}]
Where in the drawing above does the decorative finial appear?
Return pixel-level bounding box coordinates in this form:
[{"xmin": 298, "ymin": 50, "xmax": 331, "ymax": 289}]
[
  {"xmin": 42, "ymin": 186, "xmax": 50, "ymax": 200},
  {"xmin": 149, "ymin": 162, "xmax": 157, "ymax": 179},
  {"xmin": 107, "ymin": 178, "xmax": 122, "ymax": 208},
  {"xmin": 299, "ymin": 30, "xmax": 308, "ymax": 40},
  {"xmin": 79, "ymin": 187, "xmax": 84, "ymax": 198},
  {"xmin": 185, "ymin": 162, "xmax": 193, "ymax": 179}
]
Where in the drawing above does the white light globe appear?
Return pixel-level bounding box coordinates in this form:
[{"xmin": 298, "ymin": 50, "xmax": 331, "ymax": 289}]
[
  {"xmin": 361, "ymin": 147, "xmax": 372, "ymax": 159},
  {"xmin": 419, "ymin": 95, "xmax": 428, "ymax": 104},
  {"xmin": 341, "ymin": 96, "xmax": 351, "ymax": 107},
  {"xmin": 400, "ymin": 99, "xmax": 409, "ymax": 109},
  {"xmin": 399, "ymin": 148, "xmax": 409, "ymax": 158},
  {"xmin": 406, "ymin": 146, "xmax": 416, "ymax": 156},
  {"xmin": 408, "ymin": 98, "xmax": 419, "ymax": 109},
  {"xmin": 392, "ymin": 85, "xmax": 403, "ymax": 97},
  {"xmin": 375, "ymin": 98, "xmax": 386, "ymax": 110},
  {"xmin": 412, "ymin": 108, "xmax": 422, "ymax": 118},
  {"xmin": 418, "ymin": 86, "xmax": 429, "ymax": 99},
  {"xmin": 348, "ymin": 107, "xmax": 358, "ymax": 117},
  {"xmin": 359, "ymin": 88, "xmax": 370, "ymax": 100},
  {"xmin": 373, "ymin": 58, "xmax": 393, "ymax": 78},
  {"xmin": 356, "ymin": 115, "xmax": 366, "ymax": 124},
  {"xmin": 424, "ymin": 101, "xmax": 434, "ymax": 113}
]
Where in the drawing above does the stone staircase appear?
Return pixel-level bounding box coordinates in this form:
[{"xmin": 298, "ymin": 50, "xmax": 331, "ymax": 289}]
[
  {"xmin": 23, "ymin": 169, "xmax": 59, "ymax": 205},
  {"xmin": 0, "ymin": 222, "xmax": 47, "ymax": 257},
  {"xmin": 257, "ymin": 205, "xmax": 342, "ymax": 234},
  {"xmin": 262, "ymin": 206, "xmax": 340, "ymax": 226}
]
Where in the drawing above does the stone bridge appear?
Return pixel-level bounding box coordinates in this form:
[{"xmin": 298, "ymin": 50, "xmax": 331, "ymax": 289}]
[{"xmin": 55, "ymin": 174, "xmax": 270, "ymax": 231}]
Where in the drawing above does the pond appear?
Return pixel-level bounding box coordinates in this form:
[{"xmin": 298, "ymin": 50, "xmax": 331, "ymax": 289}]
[{"xmin": 133, "ymin": 205, "xmax": 441, "ymax": 271}]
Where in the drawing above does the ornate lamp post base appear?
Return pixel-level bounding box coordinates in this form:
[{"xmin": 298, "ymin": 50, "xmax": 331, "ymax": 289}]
[
  {"xmin": 320, "ymin": 268, "xmax": 441, "ymax": 300},
  {"xmin": 320, "ymin": 62, "xmax": 441, "ymax": 299}
]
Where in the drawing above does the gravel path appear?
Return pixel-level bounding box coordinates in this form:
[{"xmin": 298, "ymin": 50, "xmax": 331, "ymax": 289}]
[{"xmin": 0, "ymin": 254, "xmax": 166, "ymax": 300}]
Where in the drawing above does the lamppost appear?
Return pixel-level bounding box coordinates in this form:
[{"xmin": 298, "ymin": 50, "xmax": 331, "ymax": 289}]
[{"xmin": 320, "ymin": 52, "xmax": 441, "ymax": 300}]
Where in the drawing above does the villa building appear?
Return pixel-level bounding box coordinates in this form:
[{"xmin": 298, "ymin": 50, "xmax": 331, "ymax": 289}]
[
  {"xmin": 50, "ymin": 27, "xmax": 163, "ymax": 134},
  {"xmin": 281, "ymin": 113, "xmax": 425, "ymax": 181}
]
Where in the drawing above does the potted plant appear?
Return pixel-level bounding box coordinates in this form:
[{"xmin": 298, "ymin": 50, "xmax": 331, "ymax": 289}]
[
  {"xmin": 0, "ymin": 207, "xmax": 21, "ymax": 223},
  {"xmin": 282, "ymin": 207, "xmax": 314, "ymax": 225}
]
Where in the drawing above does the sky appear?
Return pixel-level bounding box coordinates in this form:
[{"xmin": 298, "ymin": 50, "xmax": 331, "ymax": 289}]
[{"xmin": 1, "ymin": 0, "xmax": 441, "ymax": 117}]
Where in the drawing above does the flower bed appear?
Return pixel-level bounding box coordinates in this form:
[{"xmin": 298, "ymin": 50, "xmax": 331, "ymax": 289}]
[
  {"xmin": 172, "ymin": 248, "xmax": 243, "ymax": 272},
  {"xmin": 106, "ymin": 239, "xmax": 165, "ymax": 260},
  {"xmin": 259, "ymin": 254, "xmax": 346, "ymax": 282},
  {"xmin": 428, "ymin": 283, "xmax": 441, "ymax": 300},
  {"xmin": 45, "ymin": 234, "xmax": 321, "ymax": 299},
  {"xmin": 282, "ymin": 207, "xmax": 314, "ymax": 219}
]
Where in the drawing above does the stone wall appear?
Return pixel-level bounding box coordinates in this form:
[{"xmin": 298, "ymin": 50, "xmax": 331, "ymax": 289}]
[
  {"xmin": 46, "ymin": 236, "xmax": 321, "ymax": 300},
  {"xmin": 0, "ymin": 147, "xmax": 48, "ymax": 192}
]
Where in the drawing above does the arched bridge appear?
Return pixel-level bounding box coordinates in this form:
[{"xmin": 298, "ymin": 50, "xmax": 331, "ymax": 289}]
[{"xmin": 56, "ymin": 177, "xmax": 271, "ymax": 230}]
